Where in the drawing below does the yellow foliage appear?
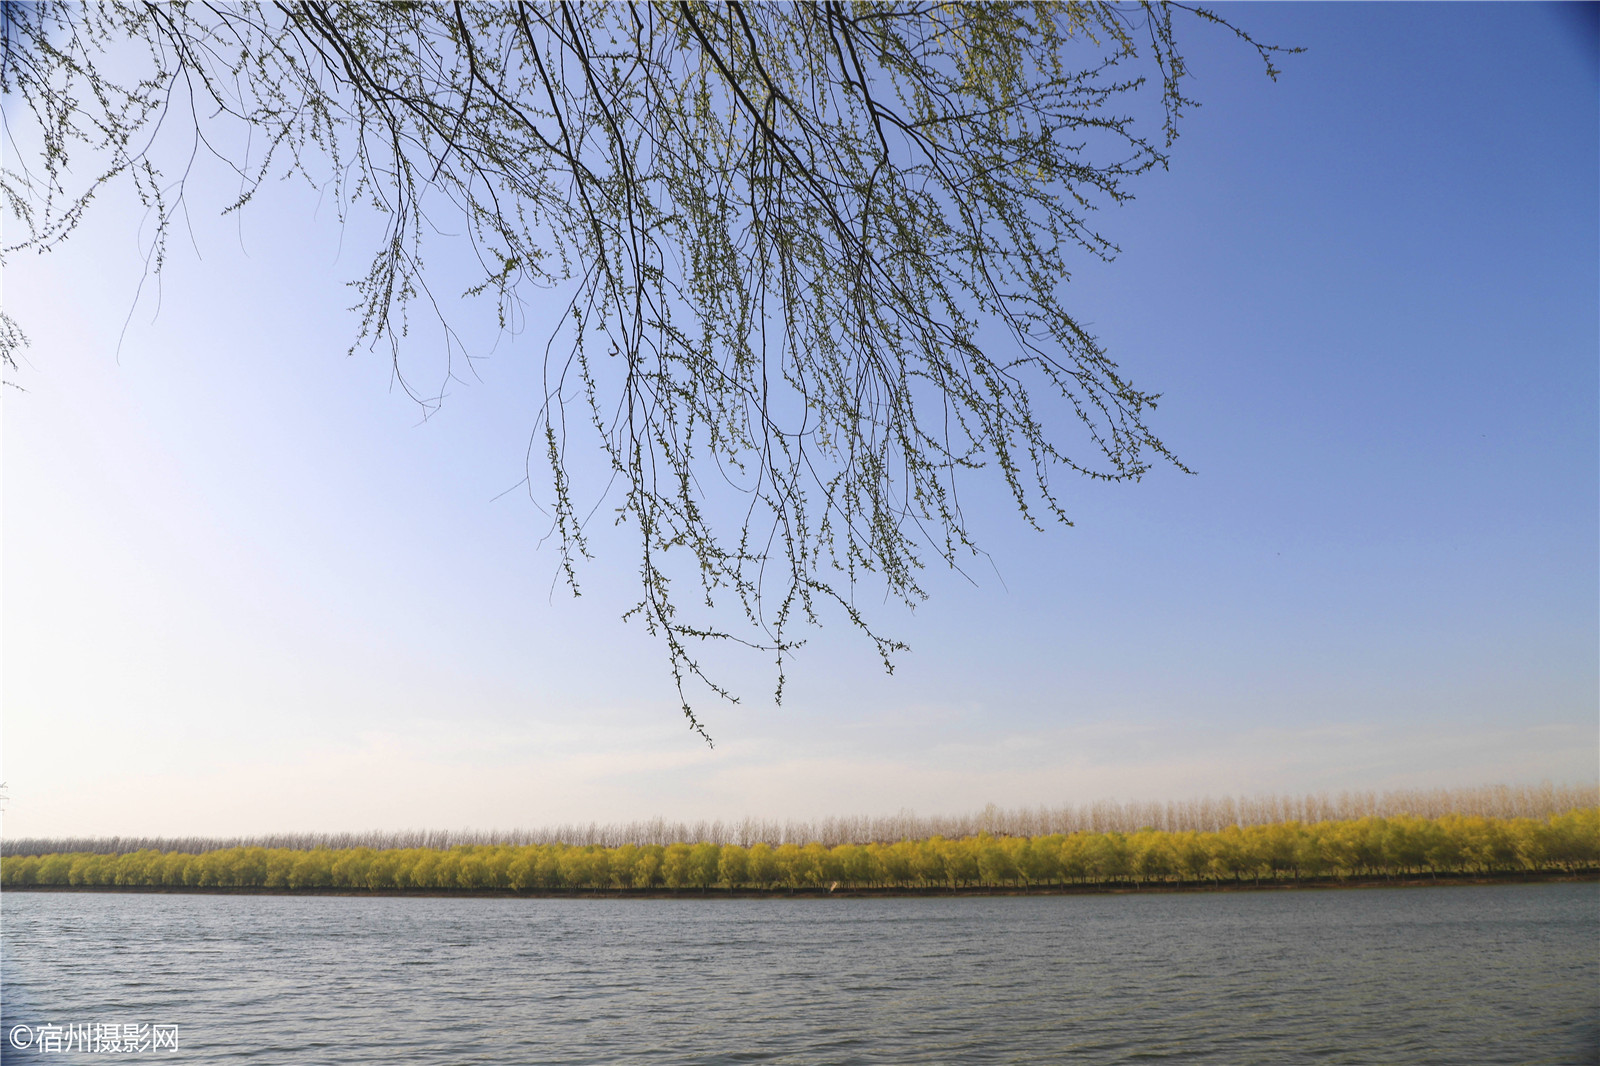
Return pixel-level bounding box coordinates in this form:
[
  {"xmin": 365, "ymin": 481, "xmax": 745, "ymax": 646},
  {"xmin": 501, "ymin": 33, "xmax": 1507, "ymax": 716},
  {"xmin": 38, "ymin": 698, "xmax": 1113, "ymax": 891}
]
[{"xmin": 6, "ymin": 809, "xmax": 1596, "ymax": 893}]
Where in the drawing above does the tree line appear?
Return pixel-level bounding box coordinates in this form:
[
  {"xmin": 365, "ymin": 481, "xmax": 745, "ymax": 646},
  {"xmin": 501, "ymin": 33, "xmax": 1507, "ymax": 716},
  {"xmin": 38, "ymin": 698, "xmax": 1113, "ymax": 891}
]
[
  {"xmin": 7, "ymin": 782, "xmax": 1592, "ymax": 858},
  {"xmin": 6, "ymin": 810, "xmax": 1595, "ymax": 894}
]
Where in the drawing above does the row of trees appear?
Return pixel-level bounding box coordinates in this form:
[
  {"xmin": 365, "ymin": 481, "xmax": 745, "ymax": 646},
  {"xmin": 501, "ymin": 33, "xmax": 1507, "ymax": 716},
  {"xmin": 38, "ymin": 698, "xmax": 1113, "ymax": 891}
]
[
  {"xmin": 6, "ymin": 811, "xmax": 1595, "ymax": 893},
  {"xmin": 9, "ymin": 783, "xmax": 1593, "ymax": 857}
]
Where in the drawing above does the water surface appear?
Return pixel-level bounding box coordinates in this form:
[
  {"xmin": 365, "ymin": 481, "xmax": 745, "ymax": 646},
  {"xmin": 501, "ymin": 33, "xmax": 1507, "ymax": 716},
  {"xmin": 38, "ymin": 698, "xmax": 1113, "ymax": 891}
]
[{"xmin": 3, "ymin": 882, "xmax": 1596, "ymax": 1063}]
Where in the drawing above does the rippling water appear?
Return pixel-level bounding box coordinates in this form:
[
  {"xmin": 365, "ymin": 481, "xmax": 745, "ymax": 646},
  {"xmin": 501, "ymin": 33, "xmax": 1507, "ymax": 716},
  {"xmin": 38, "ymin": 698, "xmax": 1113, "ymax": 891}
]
[{"xmin": 3, "ymin": 882, "xmax": 1596, "ymax": 1064}]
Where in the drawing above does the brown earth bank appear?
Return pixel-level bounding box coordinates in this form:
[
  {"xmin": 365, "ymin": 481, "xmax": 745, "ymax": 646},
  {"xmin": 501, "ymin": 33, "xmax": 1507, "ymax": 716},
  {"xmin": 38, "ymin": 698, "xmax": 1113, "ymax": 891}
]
[{"xmin": 6, "ymin": 868, "xmax": 1594, "ymax": 900}]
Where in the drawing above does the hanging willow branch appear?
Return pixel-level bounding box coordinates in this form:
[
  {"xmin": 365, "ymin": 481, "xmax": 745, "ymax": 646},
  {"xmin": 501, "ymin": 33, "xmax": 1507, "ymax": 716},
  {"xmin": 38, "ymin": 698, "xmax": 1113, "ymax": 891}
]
[{"xmin": 1, "ymin": 2, "xmax": 1292, "ymax": 740}]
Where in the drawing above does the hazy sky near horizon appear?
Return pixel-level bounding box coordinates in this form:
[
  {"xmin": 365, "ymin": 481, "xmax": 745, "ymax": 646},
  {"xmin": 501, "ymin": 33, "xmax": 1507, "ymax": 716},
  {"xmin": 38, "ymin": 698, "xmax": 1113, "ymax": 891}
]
[{"xmin": 5, "ymin": 5, "xmax": 1596, "ymax": 838}]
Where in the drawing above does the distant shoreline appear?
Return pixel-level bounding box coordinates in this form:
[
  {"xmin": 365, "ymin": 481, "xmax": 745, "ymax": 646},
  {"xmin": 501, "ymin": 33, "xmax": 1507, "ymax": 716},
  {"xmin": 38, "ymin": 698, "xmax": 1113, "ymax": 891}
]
[{"xmin": 7, "ymin": 869, "xmax": 1593, "ymax": 900}]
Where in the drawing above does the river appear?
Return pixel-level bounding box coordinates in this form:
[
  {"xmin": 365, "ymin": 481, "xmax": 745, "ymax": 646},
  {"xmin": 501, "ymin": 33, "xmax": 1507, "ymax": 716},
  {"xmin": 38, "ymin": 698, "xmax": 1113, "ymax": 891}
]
[{"xmin": 3, "ymin": 882, "xmax": 1595, "ymax": 1063}]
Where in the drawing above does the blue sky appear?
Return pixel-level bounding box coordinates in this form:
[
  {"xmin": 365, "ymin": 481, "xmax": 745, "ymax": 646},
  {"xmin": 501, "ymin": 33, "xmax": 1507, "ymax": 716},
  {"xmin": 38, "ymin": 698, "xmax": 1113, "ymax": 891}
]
[{"xmin": 4, "ymin": 4, "xmax": 1595, "ymax": 837}]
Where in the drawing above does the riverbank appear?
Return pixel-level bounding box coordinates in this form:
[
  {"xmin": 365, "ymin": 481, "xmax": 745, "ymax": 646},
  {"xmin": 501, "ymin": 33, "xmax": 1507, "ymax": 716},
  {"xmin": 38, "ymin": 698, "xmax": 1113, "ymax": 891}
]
[
  {"xmin": 9, "ymin": 810, "xmax": 1594, "ymax": 897},
  {"xmin": 6, "ymin": 867, "xmax": 1592, "ymax": 900}
]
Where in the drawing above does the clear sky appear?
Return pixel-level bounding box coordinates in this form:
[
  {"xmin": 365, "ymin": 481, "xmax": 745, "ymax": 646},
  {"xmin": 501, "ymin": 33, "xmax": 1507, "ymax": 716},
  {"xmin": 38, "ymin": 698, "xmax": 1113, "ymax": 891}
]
[{"xmin": 4, "ymin": 4, "xmax": 1596, "ymax": 838}]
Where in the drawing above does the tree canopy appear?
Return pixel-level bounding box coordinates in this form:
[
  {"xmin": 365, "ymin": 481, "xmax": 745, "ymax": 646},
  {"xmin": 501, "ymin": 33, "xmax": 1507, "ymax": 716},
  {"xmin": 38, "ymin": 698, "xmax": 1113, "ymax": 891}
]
[
  {"xmin": 8, "ymin": 808, "xmax": 1599, "ymax": 891},
  {"xmin": 2, "ymin": 2, "xmax": 1289, "ymax": 740}
]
